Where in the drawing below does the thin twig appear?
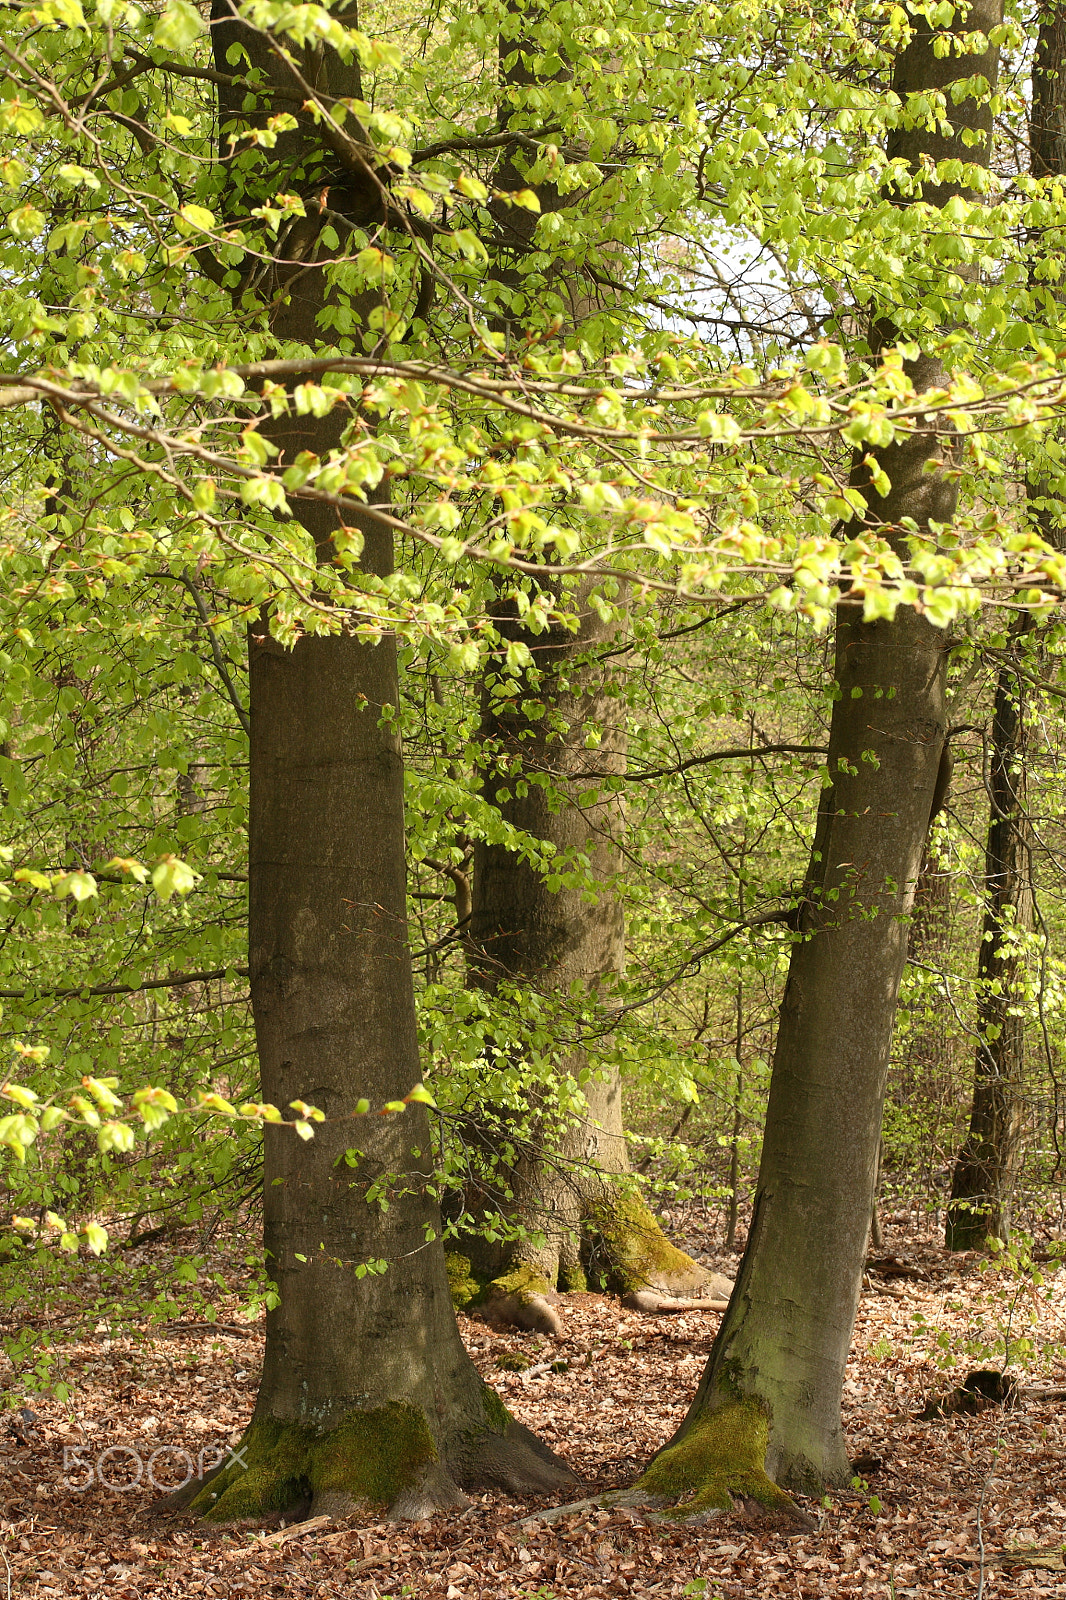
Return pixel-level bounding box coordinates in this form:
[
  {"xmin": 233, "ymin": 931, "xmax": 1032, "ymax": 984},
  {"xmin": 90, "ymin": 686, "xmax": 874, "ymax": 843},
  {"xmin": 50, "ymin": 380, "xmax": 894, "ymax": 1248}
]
[
  {"xmin": 180, "ymin": 569, "xmax": 251, "ymax": 735},
  {"xmin": 0, "ymin": 966, "xmax": 249, "ymax": 1001}
]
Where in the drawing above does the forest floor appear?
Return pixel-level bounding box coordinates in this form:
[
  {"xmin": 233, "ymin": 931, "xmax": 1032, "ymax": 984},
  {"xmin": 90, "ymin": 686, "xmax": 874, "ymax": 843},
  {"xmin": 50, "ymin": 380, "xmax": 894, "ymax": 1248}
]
[{"xmin": 1, "ymin": 1205, "xmax": 1065, "ymax": 1598}]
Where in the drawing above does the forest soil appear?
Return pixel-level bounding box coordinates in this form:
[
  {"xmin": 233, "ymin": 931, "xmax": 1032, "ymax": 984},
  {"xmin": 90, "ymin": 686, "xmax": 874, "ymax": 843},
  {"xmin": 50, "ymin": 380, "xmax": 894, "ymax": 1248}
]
[{"xmin": 3, "ymin": 1209, "xmax": 1065, "ymax": 1598}]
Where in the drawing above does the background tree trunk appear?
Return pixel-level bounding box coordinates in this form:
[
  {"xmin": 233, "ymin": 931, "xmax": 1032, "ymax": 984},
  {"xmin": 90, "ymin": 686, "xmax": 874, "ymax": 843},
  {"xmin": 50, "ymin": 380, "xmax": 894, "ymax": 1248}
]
[
  {"xmin": 945, "ymin": 637, "xmax": 1032, "ymax": 1248},
  {"xmin": 945, "ymin": 1, "xmax": 1066, "ymax": 1249},
  {"xmin": 636, "ymin": 1, "xmax": 999, "ymax": 1511},
  {"xmin": 457, "ymin": 594, "xmax": 709, "ymax": 1329},
  {"xmin": 446, "ymin": 2, "xmax": 708, "ymax": 1330}
]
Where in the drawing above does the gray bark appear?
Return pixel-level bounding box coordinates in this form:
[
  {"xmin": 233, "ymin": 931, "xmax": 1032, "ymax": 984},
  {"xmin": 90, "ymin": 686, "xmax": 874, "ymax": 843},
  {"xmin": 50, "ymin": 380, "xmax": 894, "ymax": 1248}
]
[
  {"xmin": 946, "ymin": 1, "xmax": 1066, "ymax": 1249},
  {"xmin": 643, "ymin": 0, "xmax": 1000, "ymax": 1502},
  {"xmin": 159, "ymin": 0, "xmax": 574, "ymax": 1519},
  {"xmin": 464, "ymin": 593, "xmax": 704, "ymax": 1303}
]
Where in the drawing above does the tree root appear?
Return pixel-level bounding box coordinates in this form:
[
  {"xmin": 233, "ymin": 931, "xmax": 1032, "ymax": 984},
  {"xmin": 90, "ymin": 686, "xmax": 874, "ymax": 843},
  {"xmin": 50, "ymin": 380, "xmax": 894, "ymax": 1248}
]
[
  {"xmin": 481, "ymin": 1289, "xmax": 564, "ymax": 1337},
  {"xmin": 516, "ymin": 1488, "xmax": 654, "ymax": 1527},
  {"xmin": 919, "ymin": 1368, "xmax": 1020, "ymax": 1420},
  {"xmin": 620, "ymin": 1290, "xmax": 730, "ymax": 1315}
]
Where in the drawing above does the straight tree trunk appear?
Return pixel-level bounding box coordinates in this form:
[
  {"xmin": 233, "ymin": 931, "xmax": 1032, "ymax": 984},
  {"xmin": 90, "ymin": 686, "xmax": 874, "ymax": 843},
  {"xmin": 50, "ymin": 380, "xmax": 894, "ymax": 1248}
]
[
  {"xmin": 447, "ymin": 3, "xmax": 707, "ymax": 1330},
  {"xmin": 945, "ymin": 1, "xmax": 1066, "ymax": 1249},
  {"xmin": 945, "ymin": 638, "xmax": 1032, "ymax": 1248},
  {"xmin": 636, "ymin": 2, "xmax": 999, "ymax": 1511},
  {"xmin": 897, "ymin": 838, "xmax": 956, "ymax": 1204},
  {"xmin": 164, "ymin": 0, "xmax": 574, "ymax": 1520},
  {"xmin": 458, "ymin": 594, "xmax": 708, "ymax": 1328}
]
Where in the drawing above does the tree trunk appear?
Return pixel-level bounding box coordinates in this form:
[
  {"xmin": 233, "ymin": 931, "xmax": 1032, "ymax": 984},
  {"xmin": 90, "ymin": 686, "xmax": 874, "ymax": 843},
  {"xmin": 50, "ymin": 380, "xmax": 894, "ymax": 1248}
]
[
  {"xmin": 945, "ymin": 636, "xmax": 1031, "ymax": 1248},
  {"xmin": 945, "ymin": 1, "xmax": 1066, "ymax": 1250},
  {"xmin": 186, "ymin": 619, "xmax": 572, "ymax": 1521},
  {"xmin": 446, "ymin": 5, "xmax": 706, "ymax": 1329},
  {"xmin": 454, "ymin": 593, "xmax": 708, "ymax": 1329},
  {"xmin": 636, "ymin": 2, "xmax": 998, "ymax": 1511},
  {"xmin": 163, "ymin": 0, "xmax": 575, "ymax": 1520},
  {"xmin": 895, "ymin": 833, "xmax": 957, "ymax": 1204}
]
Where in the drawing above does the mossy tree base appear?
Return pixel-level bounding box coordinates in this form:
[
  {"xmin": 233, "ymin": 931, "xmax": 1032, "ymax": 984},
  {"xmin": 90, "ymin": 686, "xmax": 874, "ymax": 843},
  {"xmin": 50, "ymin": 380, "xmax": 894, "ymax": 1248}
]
[
  {"xmin": 586, "ymin": 1189, "xmax": 710, "ymax": 1297},
  {"xmin": 156, "ymin": 1389, "xmax": 575, "ymax": 1523},
  {"xmin": 445, "ymin": 1186, "xmax": 712, "ymax": 1337},
  {"xmin": 445, "ymin": 1255, "xmax": 564, "ymax": 1335},
  {"xmin": 186, "ymin": 1404, "xmax": 443, "ymax": 1522},
  {"xmin": 635, "ymin": 1401, "xmax": 810, "ymax": 1527}
]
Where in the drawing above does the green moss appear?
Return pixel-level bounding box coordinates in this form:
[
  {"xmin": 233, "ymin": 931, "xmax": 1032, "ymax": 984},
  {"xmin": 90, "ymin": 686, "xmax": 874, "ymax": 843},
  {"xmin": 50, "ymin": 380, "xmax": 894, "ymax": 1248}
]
[
  {"xmin": 489, "ymin": 1262, "xmax": 553, "ymax": 1301},
  {"xmin": 636, "ymin": 1400, "xmax": 798, "ymax": 1519},
  {"xmin": 445, "ymin": 1251, "xmax": 482, "ymax": 1310},
  {"xmin": 496, "ymin": 1349, "xmax": 531, "ymax": 1372},
  {"xmin": 558, "ymin": 1258, "xmax": 588, "ymax": 1293},
  {"xmin": 480, "ymin": 1382, "xmax": 513, "ymax": 1434},
  {"xmin": 312, "ymin": 1405, "xmax": 436, "ymax": 1502},
  {"xmin": 587, "ymin": 1189, "xmax": 703, "ymax": 1295},
  {"xmin": 192, "ymin": 1404, "xmax": 438, "ymax": 1522},
  {"xmin": 190, "ymin": 1416, "xmax": 303, "ymax": 1520}
]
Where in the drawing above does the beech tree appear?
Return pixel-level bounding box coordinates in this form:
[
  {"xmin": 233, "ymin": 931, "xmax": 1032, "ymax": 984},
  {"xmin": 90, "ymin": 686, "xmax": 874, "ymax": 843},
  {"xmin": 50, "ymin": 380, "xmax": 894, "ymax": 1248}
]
[
  {"xmin": 441, "ymin": 9, "xmax": 709, "ymax": 1326},
  {"xmin": 633, "ymin": 0, "xmax": 1002, "ymax": 1511},
  {"xmin": 947, "ymin": 0, "xmax": 1066, "ymax": 1250},
  {"xmin": 456, "ymin": 592, "xmax": 711, "ymax": 1327},
  {"xmin": 148, "ymin": 0, "xmax": 576, "ymax": 1519}
]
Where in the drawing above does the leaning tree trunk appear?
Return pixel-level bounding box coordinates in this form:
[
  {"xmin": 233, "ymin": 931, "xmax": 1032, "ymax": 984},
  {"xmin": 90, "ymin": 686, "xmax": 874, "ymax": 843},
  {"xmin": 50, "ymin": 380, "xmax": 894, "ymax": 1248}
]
[
  {"xmin": 164, "ymin": 0, "xmax": 574, "ymax": 1521},
  {"xmin": 945, "ymin": 2, "xmax": 1066, "ymax": 1249},
  {"xmin": 445, "ymin": 4, "xmax": 707, "ymax": 1332},
  {"xmin": 636, "ymin": 3, "xmax": 998, "ymax": 1512}
]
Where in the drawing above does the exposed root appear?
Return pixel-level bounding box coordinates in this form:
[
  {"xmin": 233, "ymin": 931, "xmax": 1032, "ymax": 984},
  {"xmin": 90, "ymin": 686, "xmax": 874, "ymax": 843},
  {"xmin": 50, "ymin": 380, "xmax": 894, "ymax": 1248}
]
[
  {"xmin": 586, "ymin": 1192, "xmax": 712, "ymax": 1297},
  {"xmin": 515, "ymin": 1488, "xmax": 655, "ymax": 1528},
  {"xmin": 620, "ymin": 1290, "xmax": 729, "ymax": 1315},
  {"xmin": 919, "ymin": 1368, "xmax": 1020, "ymax": 1420},
  {"xmin": 481, "ymin": 1289, "xmax": 564, "ymax": 1337}
]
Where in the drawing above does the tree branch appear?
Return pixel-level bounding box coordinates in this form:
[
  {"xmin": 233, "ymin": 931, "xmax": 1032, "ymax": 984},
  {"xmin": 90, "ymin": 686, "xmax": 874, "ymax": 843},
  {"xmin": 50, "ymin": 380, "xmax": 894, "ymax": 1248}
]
[
  {"xmin": 603, "ymin": 743, "xmax": 829, "ymax": 783},
  {"xmin": 0, "ymin": 967, "xmax": 249, "ymax": 1002},
  {"xmin": 180, "ymin": 569, "xmax": 251, "ymax": 736},
  {"xmin": 588, "ymin": 909, "xmax": 796, "ymax": 1034}
]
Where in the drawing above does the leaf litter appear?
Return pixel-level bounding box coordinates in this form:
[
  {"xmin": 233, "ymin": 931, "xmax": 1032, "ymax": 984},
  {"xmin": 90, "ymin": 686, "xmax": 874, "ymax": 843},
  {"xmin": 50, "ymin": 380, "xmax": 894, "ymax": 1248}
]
[{"xmin": 2, "ymin": 1209, "xmax": 1065, "ymax": 1598}]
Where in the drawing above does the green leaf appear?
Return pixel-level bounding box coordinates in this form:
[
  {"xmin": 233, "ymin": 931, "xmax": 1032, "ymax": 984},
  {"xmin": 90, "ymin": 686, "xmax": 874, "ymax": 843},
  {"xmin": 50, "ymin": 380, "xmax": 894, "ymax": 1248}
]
[
  {"xmin": 151, "ymin": 856, "xmax": 201, "ymax": 901},
  {"xmin": 153, "ymin": 0, "xmax": 206, "ymax": 51},
  {"xmin": 2, "ymin": 1084, "xmax": 38, "ymax": 1109},
  {"xmin": 177, "ymin": 203, "xmax": 216, "ymax": 235},
  {"xmin": 8, "ymin": 207, "xmax": 46, "ymax": 239},
  {"xmin": 52, "ymin": 870, "xmax": 98, "ymax": 903}
]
